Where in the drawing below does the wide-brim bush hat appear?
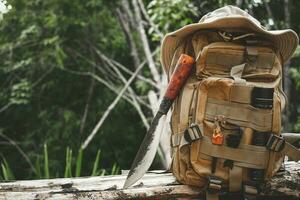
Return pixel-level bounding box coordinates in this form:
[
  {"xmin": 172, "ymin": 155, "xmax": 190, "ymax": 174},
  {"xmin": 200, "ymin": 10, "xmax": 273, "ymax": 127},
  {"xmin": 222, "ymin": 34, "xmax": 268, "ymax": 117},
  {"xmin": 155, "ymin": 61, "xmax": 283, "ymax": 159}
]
[{"xmin": 161, "ymin": 5, "xmax": 299, "ymax": 72}]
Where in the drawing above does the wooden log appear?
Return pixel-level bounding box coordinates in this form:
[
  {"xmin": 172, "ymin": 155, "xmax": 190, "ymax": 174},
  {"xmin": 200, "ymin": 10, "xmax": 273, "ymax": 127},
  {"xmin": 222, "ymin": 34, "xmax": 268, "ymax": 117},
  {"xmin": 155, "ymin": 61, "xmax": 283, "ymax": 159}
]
[{"xmin": 0, "ymin": 161, "xmax": 299, "ymax": 200}]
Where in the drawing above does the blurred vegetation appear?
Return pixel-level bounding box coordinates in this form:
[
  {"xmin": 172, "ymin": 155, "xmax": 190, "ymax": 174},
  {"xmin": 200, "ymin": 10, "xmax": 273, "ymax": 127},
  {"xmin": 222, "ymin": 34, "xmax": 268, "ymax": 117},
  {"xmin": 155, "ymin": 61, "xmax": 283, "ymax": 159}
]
[{"xmin": 0, "ymin": 0, "xmax": 299, "ymax": 180}]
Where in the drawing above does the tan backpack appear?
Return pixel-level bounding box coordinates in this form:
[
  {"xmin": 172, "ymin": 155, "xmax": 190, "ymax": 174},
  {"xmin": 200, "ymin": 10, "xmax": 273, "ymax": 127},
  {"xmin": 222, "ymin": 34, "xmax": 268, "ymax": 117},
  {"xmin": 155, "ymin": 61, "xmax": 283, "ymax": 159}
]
[{"xmin": 166, "ymin": 30, "xmax": 300, "ymax": 199}]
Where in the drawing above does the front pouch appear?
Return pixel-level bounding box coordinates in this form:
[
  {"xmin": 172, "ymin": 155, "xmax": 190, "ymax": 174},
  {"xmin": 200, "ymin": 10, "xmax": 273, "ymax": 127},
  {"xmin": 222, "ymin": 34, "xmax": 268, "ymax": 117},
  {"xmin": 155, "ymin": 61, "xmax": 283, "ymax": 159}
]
[
  {"xmin": 190, "ymin": 77, "xmax": 234, "ymax": 184},
  {"xmin": 190, "ymin": 77, "xmax": 275, "ymax": 189},
  {"xmin": 196, "ymin": 42, "xmax": 280, "ymax": 81}
]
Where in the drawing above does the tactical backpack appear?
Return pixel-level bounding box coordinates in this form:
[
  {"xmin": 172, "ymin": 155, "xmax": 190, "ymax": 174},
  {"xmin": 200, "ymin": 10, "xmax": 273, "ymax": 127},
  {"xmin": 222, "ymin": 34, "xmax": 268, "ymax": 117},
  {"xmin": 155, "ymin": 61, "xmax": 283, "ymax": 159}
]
[{"xmin": 165, "ymin": 30, "xmax": 300, "ymax": 199}]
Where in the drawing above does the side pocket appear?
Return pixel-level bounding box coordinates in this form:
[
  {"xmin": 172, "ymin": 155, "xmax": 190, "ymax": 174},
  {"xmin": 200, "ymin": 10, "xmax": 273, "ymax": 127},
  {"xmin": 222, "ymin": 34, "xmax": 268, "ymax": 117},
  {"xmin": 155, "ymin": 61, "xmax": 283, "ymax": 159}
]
[
  {"xmin": 170, "ymin": 81, "xmax": 206, "ymax": 187},
  {"xmin": 265, "ymin": 91, "xmax": 284, "ymax": 180}
]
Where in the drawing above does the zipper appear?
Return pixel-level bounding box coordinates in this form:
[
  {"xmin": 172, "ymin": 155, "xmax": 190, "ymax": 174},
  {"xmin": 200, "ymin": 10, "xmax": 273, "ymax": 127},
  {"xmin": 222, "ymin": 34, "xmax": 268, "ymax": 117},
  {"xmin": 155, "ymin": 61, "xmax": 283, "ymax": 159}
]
[{"xmin": 188, "ymin": 83, "xmax": 199, "ymax": 126}]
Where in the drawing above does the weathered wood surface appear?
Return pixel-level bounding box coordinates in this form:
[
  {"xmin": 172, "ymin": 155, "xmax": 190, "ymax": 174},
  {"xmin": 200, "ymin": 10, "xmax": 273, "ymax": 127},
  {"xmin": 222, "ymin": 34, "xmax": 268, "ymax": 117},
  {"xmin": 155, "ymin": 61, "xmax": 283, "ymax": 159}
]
[{"xmin": 0, "ymin": 161, "xmax": 299, "ymax": 200}]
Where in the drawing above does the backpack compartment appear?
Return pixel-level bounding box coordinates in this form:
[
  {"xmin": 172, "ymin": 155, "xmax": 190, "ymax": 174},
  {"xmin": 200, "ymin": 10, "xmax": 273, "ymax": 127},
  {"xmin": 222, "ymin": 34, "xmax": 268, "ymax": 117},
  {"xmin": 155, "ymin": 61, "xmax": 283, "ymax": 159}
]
[
  {"xmin": 196, "ymin": 42, "xmax": 280, "ymax": 81},
  {"xmin": 188, "ymin": 77, "xmax": 284, "ymax": 189},
  {"xmin": 170, "ymin": 79, "xmax": 207, "ymax": 187}
]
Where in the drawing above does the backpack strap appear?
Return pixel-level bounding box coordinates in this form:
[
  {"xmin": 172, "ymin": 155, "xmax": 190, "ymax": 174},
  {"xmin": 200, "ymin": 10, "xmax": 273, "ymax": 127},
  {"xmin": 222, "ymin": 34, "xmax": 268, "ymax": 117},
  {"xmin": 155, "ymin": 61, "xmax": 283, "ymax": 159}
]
[{"xmin": 267, "ymin": 134, "xmax": 300, "ymax": 161}]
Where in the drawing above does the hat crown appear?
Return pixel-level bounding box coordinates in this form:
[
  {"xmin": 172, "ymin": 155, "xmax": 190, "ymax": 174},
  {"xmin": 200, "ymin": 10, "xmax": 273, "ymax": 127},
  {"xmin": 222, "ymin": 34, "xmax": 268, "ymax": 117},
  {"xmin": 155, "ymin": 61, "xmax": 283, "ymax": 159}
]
[{"xmin": 199, "ymin": 5, "xmax": 261, "ymax": 27}]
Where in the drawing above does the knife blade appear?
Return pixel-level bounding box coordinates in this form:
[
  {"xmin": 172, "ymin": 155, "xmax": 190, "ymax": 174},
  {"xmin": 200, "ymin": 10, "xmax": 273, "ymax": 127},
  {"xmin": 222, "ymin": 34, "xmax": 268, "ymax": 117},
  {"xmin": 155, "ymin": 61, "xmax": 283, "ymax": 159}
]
[{"xmin": 123, "ymin": 54, "xmax": 195, "ymax": 189}]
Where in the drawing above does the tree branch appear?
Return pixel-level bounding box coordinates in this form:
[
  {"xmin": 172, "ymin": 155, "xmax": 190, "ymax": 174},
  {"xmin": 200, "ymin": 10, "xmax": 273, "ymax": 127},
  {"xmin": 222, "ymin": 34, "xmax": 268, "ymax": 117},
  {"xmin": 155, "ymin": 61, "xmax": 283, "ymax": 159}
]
[
  {"xmin": 81, "ymin": 57, "xmax": 148, "ymax": 150},
  {"xmin": 131, "ymin": 0, "xmax": 161, "ymax": 84},
  {"xmin": 115, "ymin": 6, "xmax": 141, "ymax": 69},
  {"xmin": 79, "ymin": 76, "xmax": 95, "ymax": 136},
  {"xmin": 137, "ymin": 0, "xmax": 163, "ymax": 39},
  {"xmin": 264, "ymin": 1, "xmax": 278, "ymax": 29},
  {"xmin": 59, "ymin": 68, "xmax": 135, "ymax": 107},
  {"xmin": 98, "ymin": 51, "xmax": 150, "ymax": 129}
]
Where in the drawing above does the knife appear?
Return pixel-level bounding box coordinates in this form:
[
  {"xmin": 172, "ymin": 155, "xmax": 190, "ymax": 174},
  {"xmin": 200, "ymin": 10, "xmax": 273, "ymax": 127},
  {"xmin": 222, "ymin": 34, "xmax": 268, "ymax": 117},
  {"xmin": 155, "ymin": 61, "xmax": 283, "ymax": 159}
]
[{"xmin": 123, "ymin": 54, "xmax": 195, "ymax": 189}]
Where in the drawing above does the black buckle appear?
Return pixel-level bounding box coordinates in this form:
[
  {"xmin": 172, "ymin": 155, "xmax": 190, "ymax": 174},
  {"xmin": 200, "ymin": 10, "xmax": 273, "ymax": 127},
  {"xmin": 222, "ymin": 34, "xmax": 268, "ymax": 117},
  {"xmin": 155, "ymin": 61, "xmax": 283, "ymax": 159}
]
[
  {"xmin": 251, "ymin": 87, "xmax": 274, "ymax": 109},
  {"xmin": 266, "ymin": 134, "xmax": 285, "ymax": 152},
  {"xmin": 207, "ymin": 176, "xmax": 223, "ymax": 193},
  {"xmin": 184, "ymin": 124, "xmax": 203, "ymax": 143}
]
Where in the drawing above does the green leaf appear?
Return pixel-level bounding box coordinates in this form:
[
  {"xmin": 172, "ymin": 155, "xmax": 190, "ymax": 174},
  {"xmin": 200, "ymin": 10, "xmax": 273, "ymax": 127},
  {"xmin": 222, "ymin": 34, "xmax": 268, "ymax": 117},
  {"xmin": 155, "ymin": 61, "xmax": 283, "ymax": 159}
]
[
  {"xmin": 43, "ymin": 36, "xmax": 59, "ymax": 46},
  {"xmin": 19, "ymin": 25, "xmax": 39, "ymax": 40},
  {"xmin": 3, "ymin": 58, "xmax": 32, "ymax": 73},
  {"xmin": 55, "ymin": 44, "xmax": 67, "ymax": 69},
  {"xmin": 1, "ymin": 158, "xmax": 15, "ymax": 180},
  {"xmin": 10, "ymin": 79, "xmax": 31, "ymax": 105},
  {"xmin": 35, "ymin": 157, "xmax": 41, "ymax": 179},
  {"xmin": 64, "ymin": 147, "xmax": 73, "ymax": 178},
  {"xmin": 44, "ymin": 144, "xmax": 50, "ymax": 179},
  {"xmin": 111, "ymin": 163, "xmax": 119, "ymax": 175},
  {"xmin": 1, "ymin": 163, "xmax": 9, "ymax": 180},
  {"xmin": 91, "ymin": 150, "xmax": 101, "ymax": 176}
]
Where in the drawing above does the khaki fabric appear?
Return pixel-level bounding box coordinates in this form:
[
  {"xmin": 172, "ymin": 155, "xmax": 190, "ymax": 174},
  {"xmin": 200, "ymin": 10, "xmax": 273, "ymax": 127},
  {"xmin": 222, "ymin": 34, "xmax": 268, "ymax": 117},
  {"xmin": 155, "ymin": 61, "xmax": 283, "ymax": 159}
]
[{"xmin": 167, "ymin": 30, "xmax": 297, "ymax": 192}]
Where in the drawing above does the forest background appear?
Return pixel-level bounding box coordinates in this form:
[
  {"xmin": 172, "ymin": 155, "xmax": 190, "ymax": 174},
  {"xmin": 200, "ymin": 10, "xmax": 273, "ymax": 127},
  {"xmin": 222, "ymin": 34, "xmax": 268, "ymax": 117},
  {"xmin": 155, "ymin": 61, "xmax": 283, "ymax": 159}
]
[{"xmin": 0, "ymin": 0, "xmax": 299, "ymax": 180}]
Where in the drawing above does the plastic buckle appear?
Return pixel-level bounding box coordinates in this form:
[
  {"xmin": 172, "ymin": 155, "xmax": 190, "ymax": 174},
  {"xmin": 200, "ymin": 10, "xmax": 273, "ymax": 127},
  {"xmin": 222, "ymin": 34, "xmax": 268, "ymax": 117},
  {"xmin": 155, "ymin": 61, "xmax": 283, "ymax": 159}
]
[
  {"xmin": 207, "ymin": 176, "xmax": 223, "ymax": 194},
  {"xmin": 244, "ymin": 184, "xmax": 258, "ymax": 195},
  {"xmin": 266, "ymin": 134, "xmax": 285, "ymax": 152},
  {"xmin": 184, "ymin": 124, "xmax": 203, "ymax": 143}
]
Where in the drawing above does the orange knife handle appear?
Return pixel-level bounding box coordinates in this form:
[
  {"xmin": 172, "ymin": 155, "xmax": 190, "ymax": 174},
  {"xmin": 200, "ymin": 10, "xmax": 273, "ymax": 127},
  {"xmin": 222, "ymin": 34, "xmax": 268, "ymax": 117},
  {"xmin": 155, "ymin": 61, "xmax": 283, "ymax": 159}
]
[{"xmin": 159, "ymin": 54, "xmax": 195, "ymax": 114}]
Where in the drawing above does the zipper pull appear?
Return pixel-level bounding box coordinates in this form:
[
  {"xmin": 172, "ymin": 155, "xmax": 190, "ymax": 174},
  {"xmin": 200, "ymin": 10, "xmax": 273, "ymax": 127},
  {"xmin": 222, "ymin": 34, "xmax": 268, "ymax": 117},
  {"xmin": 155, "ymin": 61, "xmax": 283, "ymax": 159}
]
[{"xmin": 212, "ymin": 115, "xmax": 225, "ymax": 145}]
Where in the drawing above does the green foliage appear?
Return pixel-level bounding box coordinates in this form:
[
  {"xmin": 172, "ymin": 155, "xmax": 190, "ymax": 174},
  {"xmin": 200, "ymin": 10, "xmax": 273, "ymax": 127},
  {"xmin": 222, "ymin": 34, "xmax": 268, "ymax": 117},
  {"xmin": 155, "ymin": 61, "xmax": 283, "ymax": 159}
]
[
  {"xmin": 35, "ymin": 157, "xmax": 41, "ymax": 178},
  {"xmin": 64, "ymin": 147, "xmax": 72, "ymax": 178},
  {"xmin": 135, "ymin": 80, "xmax": 150, "ymax": 94},
  {"xmin": 10, "ymin": 79, "xmax": 31, "ymax": 105},
  {"xmin": 147, "ymin": 0, "xmax": 198, "ymax": 38},
  {"xmin": 43, "ymin": 144, "xmax": 49, "ymax": 179},
  {"xmin": 0, "ymin": 0, "xmax": 139, "ymax": 180},
  {"xmin": 75, "ymin": 148, "xmax": 83, "ymax": 177},
  {"xmin": 291, "ymin": 46, "xmax": 300, "ymax": 132},
  {"xmin": 91, "ymin": 149, "xmax": 101, "ymax": 176},
  {"xmin": 1, "ymin": 157, "xmax": 15, "ymax": 180},
  {"xmin": 111, "ymin": 163, "xmax": 120, "ymax": 175}
]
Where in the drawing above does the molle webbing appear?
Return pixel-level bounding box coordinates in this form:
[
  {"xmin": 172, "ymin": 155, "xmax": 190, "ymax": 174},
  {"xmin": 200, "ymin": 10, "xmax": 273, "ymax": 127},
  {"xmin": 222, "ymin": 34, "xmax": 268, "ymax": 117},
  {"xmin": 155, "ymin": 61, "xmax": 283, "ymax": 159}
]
[
  {"xmin": 205, "ymin": 98, "xmax": 273, "ymax": 132},
  {"xmin": 229, "ymin": 165, "xmax": 243, "ymax": 192},
  {"xmin": 171, "ymin": 133, "xmax": 269, "ymax": 169},
  {"xmin": 230, "ymin": 84, "xmax": 253, "ymax": 104},
  {"xmin": 198, "ymin": 137, "xmax": 269, "ymax": 169}
]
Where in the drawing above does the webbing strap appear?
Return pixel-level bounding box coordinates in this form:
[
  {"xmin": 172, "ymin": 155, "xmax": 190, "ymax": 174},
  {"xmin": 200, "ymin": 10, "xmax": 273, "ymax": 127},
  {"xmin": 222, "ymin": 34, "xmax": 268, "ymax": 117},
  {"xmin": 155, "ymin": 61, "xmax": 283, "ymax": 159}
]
[
  {"xmin": 171, "ymin": 124, "xmax": 203, "ymax": 147},
  {"xmin": 230, "ymin": 85, "xmax": 253, "ymax": 104},
  {"xmin": 229, "ymin": 165, "xmax": 243, "ymax": 192},
  {"xmin": 199, "ymin": 137, "xmax": 269, "ymax": 169},
  {"xmin": 284, "ymin": 143, "xmax": 300, "ymax": 161},
  {"xmin": 267, "ymin": 134, "xmax": 300, "ymax": 161},
  {"xmin": 206, "ymin": 191, "xmax": 219, "ymax": 200},
  {"xmin": 230, "ymin": 63, "xmax": 246, "ymax": 84},
  {"xmin": 198, "ymin": 153, "xmax": 265, "ymax": 169},
  {"xmin": 205, "ymin": 98, "xmax": 273, "ymax": 132}
]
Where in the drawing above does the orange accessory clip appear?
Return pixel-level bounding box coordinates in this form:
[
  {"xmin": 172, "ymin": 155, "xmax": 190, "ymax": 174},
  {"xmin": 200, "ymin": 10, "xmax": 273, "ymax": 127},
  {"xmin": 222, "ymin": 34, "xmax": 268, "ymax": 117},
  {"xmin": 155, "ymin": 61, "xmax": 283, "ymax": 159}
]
[
  {"xmin": 212, "ymin": 131, "xmax": 224, "ymax": 145},
  {"xmin": 212, "ymin": 116, "xmax": 224, "ymax": 145}
]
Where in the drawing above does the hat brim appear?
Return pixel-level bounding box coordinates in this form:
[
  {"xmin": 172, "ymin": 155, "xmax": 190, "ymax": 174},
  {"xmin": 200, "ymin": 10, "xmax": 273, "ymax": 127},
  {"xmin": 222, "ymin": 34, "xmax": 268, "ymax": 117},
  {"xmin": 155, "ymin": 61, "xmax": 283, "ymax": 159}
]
[{"xmin": 161, "ymin": 16, "xmax": 299, "ymax": 73}]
